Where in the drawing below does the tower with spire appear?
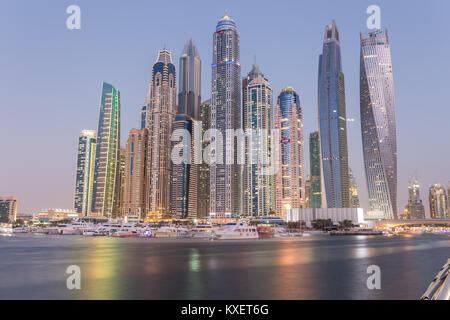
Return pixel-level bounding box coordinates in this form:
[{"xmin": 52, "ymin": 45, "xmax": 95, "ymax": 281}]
[
  {"xmin": 210, "ymin": 12, "xmax": 242, "ymax": 218},
  {"xmin": 318, "ymin": 20, "xmax": 350, "ymax": 209}
]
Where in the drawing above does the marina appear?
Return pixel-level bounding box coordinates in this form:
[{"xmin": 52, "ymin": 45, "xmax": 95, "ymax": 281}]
[{"xmin": 0, "ymin": 232, "xmax": 448, "ymax": 299}]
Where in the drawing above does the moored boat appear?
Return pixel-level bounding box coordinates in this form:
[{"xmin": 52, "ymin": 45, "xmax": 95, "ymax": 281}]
[{"xmin": 214, "ymin": 222, "xmax": 259, "ymax": 240}]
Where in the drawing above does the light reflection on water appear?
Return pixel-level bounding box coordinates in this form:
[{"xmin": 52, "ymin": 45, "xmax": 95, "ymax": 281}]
[{"xmin": 0, "ymin": 234, "xmax": 449, "ymax": 299}]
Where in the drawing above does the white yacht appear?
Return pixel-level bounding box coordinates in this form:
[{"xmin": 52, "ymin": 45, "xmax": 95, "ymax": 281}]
[
  {"xmin": 0, "ymin": 225, "xmax": 13, "ymax": 234},
  {"xmin": 215, "ymin": 222, "xmax": 259, "ymax": 240},
  {"xmin": 153, "ymin": 226, "xmax": 189, "ymax": 238},
  {"xmin": 12, "ymin": 226, "xmax": 28, "ymax": 233},
  {"xmin": 190, "ymin": 224, "xmax": 216, "ymax": 239},
  {"xmin": 273, "ymin": 227, "xmax": 304, "ymax": 238}
]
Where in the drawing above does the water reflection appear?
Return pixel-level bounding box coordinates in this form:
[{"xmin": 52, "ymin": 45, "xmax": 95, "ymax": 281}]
[{"xmin": 0, "ymin": 234, "xmax": 449, "ymax": 299}]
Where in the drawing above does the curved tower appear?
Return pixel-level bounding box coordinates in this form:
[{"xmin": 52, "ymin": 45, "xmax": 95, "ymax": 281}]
[
  {"xmin": 210, "ymin": 13, "xmax": 242, "ymax": 218},
  {"xmin": 360, "ymin": 30, "xmax": 397, "ymax": 219},
  {"xmin": 92, "ymin": 82, "xmax": 121, "ymax": 216},
  {"xmin": 318, "ymin": 20, "xmax": 350, "ymax": 209}
]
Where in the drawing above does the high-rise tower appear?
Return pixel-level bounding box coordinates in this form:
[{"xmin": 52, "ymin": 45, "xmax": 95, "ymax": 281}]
[
  {"xmin": 146, "ymin": 49, "xmax": 177, "ymax": 218},
  {"xmin": 92, "ymin": 82, "xmax": 121, "ymax": 217},
  {"xmin": 210, "ymin": 13, "xmax": 242, "ymax": 218},
  {"xmin": 309, "ymin": 131, "xmax": 322, "ymax": 208},
  {"xmin": 170, "ymin": 40, "xmax": 202, "ymax": 219},
  {"xmin": 404, "ymin": 179, "xmax": 425, "ymax": 219},
  {"xmin": 178, "ymin": 39, "xmax": 201, "ymax": 119},
  {"xmin": 242, "ymin": 64, "xmax": 275, "ymax": 217},
  {"xmin": 360, "ymin": 30, "xmax": 397, "ymax": 219},
  {"xmin": 318, "ymin": 20, "xmax": 350, "ymax": 209},
  {"xmin": 123, "ymin": 129, "xmax": 149, "ymax": 219},
  {"xmin": 429, "ymin": 184, "xmax": 448, "ymax": 219},
  {"xmin": 74, "ymin": 130, "xmax": 97, "ymax": 215},
  {"xmin": 274, "ymin": 87, "xmax": 304, "ymax": 217}
]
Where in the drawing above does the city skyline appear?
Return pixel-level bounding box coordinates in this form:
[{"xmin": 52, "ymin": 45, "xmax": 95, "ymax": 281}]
[{"xmin": 2, "ymin": 1, "xmax": 450, "ymax": 218}]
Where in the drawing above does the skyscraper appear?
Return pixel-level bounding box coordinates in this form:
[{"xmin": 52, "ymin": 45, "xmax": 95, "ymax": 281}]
[
  {"xmin": 309, "ymin": 131, "xmax": 322, "ymax": 208},
  {"xmin": 242, "ymin": 64, "xmax": 275, "ymax": 217},
  {"xmin": 112, "ymin": 147, "xmax": 125, "ymax": 218},
  {"xmin": 178, "ymin": 39, "xmax": 201, "ymax": 119},
  {"xmin": 123, "ymin": 129, "xmax": 149, "ymax": 219},
  {"xmin": 429, "ymin": 183, "xmax": 448, "ymax": 219},
  {"xmin": 74, "ymin": 130, "xmax": 97, "ymax": 215},
  {"xmin": 0, "ymin": 197, "xmax": 17, "ymax": 223},
  {"xmin": 348, "ymin": 167, "xmax": 360, "ymax": 208},
  {"xmin": 170, "ymin": 39, "xmax": 202, "ymax": 219},
  {"xmin": 360, "ymin": 30, "xmax": 398, "ymax": 219},
  {"xmin": 404, "ymin": 179, "xmax": 425, "ymax": 219},
  {"xmin": 146, "ymin": 49, "xmax": 177, "ymax": 218},
  {"xmin": 170, "ymin": 115, "xmax": 193, "ymax": 219},
  {"xmin": 318, "ymin": 20, "xmax": 350, "ymax": 209},
  {"xmin": 274, "ymin": 87, "xmax": 304, "ymax": 217},
  {"xmin": 305, "ymin": 178, "xmax": 311, "ymax": 208},
  {"xmin": 210, "ymin": 13, "xmax": 242, "ymax": 218},
  {"xmin": 91, "ymin": 82, "xmax": 121, "ymax": 217},
  {"xmin": 196, "ymin": 100, "xmax": 211, "ymax": 219}
]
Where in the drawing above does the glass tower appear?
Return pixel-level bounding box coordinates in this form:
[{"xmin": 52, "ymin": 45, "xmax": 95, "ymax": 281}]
[
  {"xmin": 429, "ymin": 184, "xmax": 448, "ymax": 219},
  {"xmin": 404, "ymin": 179, "xmax": 425, "ymax": 219},
  {"xmin": 360, "ymin": 30, "xmax": 397, "ymax": 219},
  {"xmin": 242, "ymin": 64, "xmax": 275, "ymax": 217},
  {"xmin": 178, "ymin": 39, "xmax": 201, "ymax": 119},
  {"xmin": 170, "ymin": 39, "xmax": 202, "ymax": 219},
  {"xmin": 91, "ymin": 82, "xmax": 121, "ymax": 216},
  {"xmin": 318, "ymin": 20, "xmax": 350, "ymax": 209},
  {"xmin": 309, "ymin": 131, "xmax": 322, "ymax": 208},
  {"xmin": 210, "ymin": 13, "xmax": 242, "ymax": 218},
  {"xmin": 74, "ymin": 130, "xmax": 97, "ymax": 215},
  {"xmin": 146, "ymin": 49, "xmax": 177, "ymax": 218},
  {"xmin": 274, "ymin": 87, "xmax": 304, "ymax": 217},
  {"xmin": 0, "ymin": 197, "xmax": 17, "ymax": 223}
]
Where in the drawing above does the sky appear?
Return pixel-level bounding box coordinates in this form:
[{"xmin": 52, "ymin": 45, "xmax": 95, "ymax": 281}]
[{"xmin": 1, "ymin": 0, "xmax": 449, "ymax": 217}]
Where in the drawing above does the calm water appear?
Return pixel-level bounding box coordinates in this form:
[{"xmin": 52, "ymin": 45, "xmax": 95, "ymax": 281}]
[{"xmin": 0, "ymin": 233, "xmax": 449, "ymax": 300}]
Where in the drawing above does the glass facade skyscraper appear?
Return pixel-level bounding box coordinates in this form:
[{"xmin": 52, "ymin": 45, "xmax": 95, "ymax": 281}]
[
  {"xmin": 170, "ymin": 115, "xmax": 193, "ymax": 219},
  {"xmin": 404, "ymin": 179, "xmax": 425, "ymax": 219},
  {"xmin": 318, "ymin": 20, "xmax": 350, "ymax": 209},
  {"xmin": 170, "ymin": 39, "xmax": 201, "ymax": 219},
  {"xmin": 274, "ymin": 87, "xmax": 304, "ymax": 217},
  {"xmin": 178, "ymin": 39, "xmax": 201, "ymax": 119},
  {"xmin": 146, "ymin": 49, "xmax": 177, "ymax": 218},
  {"xmin": 360, "ymin": 30, "xmax": 397, "ymax": 219},
  {"xmin": 242, "ymin": 64, "xmax": 275, "ymax": 217},
  {"xmin": 92, "ymin": 82, "xmax": 121, "ymax": 216},
  {"xmin": 0, "ymin": 197, "xmax": 17, "ymax": 223},
  {"xmin": 74, "ymin": 130, "xmax": 97, "ymax": 215},
  {"xmin": 429, "ymin": 183, "xmax": 448, "ymax": 219},
  {"xmin": 210, "ymin": 13, "xmax": 242, "ymax": 218},
  {"xmin": 309, "ymin": 131, "xmax": 322, "ymax": 208}
]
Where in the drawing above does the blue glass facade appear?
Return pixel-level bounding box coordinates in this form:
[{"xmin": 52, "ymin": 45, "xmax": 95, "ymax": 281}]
[{"xmin": 318, "ymin": 21, "xmax": 350, "ymax": 208}]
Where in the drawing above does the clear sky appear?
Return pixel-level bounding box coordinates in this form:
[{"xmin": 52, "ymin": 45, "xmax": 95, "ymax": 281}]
[{"xmin": 1, "ymin": 0, "xmax": 449, "ymax": 216}]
